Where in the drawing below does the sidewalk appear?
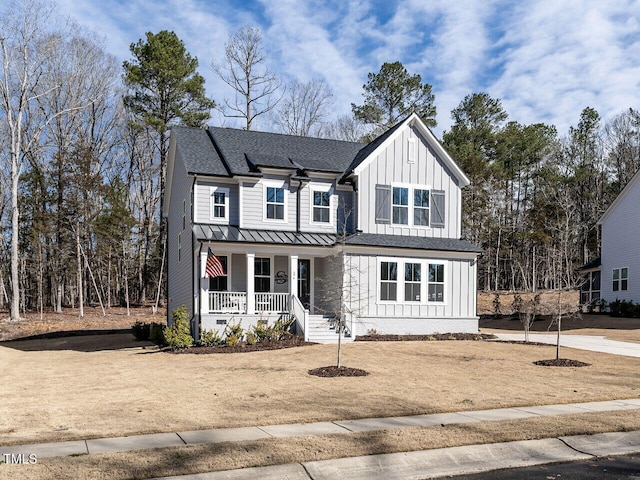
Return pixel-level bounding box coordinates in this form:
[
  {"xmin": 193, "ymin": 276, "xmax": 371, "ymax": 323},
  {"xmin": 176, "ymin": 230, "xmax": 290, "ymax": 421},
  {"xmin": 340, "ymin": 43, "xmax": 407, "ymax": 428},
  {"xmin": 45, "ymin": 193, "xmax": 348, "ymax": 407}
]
[
  {"xmin": 2, "ymin": 398, "xmax": 640, "ymax": 478},
  {"xmin": 494, "ymin": 333, "xmax": 640, "ymax": 357}
]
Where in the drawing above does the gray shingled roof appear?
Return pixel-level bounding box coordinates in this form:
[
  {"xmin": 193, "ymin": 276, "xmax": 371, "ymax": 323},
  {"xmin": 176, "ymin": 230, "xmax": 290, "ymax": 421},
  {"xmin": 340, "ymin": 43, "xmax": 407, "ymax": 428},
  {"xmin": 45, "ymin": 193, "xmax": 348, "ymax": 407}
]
[
  {"xmin": 344, "ymin": 233, "xmax": 484, "ymax": 253},
  {"xmin": 172, "ymin": 126, "xmax": 229, "ymax": 177},
  {"xmin": 208, "ymin": 127, "xmax": 364, "ymax": 175}
]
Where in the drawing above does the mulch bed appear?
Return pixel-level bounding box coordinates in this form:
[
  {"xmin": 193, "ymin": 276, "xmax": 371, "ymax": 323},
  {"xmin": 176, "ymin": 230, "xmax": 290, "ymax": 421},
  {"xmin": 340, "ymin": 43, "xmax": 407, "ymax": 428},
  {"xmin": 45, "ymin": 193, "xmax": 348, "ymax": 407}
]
[
  {"xmin": 355, "ymin": 333, "xmax": 496, "ymax": 342},
  {"xmin": 308, "ymin": 366, "xmax": 370, "ymax": 377},
  {"xmin": 534, "ymin": 358, "xmax": 591, "ymax": 367},
  {"xmin": 169, "ymin": 335, "xmax": 316, "ymax": 354}
]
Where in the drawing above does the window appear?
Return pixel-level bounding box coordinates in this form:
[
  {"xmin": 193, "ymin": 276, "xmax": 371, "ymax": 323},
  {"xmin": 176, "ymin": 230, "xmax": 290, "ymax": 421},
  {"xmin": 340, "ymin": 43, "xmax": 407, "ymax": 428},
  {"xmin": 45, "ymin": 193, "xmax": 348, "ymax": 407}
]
[
  {"xmin": 380, "ymin": 261, "xmax": 398, "ymax": 301},
  {"xmin": 255, "ymin": 257, "xmax": 270, "ymax": 292},
  {"xmin": 210, "ymin": 187, "xmax": 229, "ymax": 221},
  {"xmin": 405, "ymin": 263, "xmax": 421, "ymax": 301},
  {"xmin": 376, "ymin": 184, "xmax": 445, "ymax": 228},
  {"xmin": 312, "ymin": 191, "xmax": 331, "ymax": 223},
  {"xmin": 414, "ymin": 189, "xmax": 430, "ymax": 226},
  {"xmin": 209, "ymin": 256, "xmax": 228, "ymax": 291},
  {"xmin": 613, "ymin": 268, "xmax": 628, "ymax": 292},
  {"xmin": 177, "ymin": 233, "xmax": 181, "ymax": 262},
  {"xmin": 428, "ymin": 263, "xmax": 445, "ymax": 302},
  {"xmin": 392, "ymin": 187, "xmax": 408, "ymax": 224},
  {"xmin": 266, "ymin": 186, "xmax": 285, "ymax": 220}
]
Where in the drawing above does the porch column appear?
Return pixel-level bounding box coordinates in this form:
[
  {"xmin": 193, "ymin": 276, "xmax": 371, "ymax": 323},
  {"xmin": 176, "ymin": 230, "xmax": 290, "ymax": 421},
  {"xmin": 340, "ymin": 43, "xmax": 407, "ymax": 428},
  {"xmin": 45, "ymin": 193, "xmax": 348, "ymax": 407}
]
[
  {"xmin": 290, "ymin": 255, "xmax": 298, "ymax": 299},
  {"xmin": 200, "ymin": 249, "xmax": 209, "ymax": 314},
  {"xmin": 246, "ymin": 253, "xmax": 255, "ymax": 314}
]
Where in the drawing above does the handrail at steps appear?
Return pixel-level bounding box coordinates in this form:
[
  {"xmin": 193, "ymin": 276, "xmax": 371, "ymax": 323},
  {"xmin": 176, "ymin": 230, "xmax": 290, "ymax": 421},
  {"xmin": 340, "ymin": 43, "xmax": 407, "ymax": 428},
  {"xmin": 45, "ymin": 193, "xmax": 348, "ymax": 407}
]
[{"xmin": 290, "ymin": 295, "xmax": 309, "ymax": 341}]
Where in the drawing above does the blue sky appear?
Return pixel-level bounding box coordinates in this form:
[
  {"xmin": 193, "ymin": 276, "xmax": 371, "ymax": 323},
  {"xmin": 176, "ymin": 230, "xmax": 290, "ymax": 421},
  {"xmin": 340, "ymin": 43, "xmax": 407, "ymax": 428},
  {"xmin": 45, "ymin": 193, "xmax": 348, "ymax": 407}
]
[{"xmin": 54, "ymin": 0, "xmax": 640, "ymax": 137}]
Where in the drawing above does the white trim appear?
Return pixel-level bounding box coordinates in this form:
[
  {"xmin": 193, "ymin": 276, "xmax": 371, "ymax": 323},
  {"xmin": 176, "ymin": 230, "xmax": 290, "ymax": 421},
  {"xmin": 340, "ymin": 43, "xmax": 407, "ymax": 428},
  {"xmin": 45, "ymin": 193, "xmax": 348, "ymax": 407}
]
[
  {"xmin": 351, "ymin": 113, "xmax": 470, "ymax": 187},
  {"xmin": 309, "ymin": 182, "xmax": 334, "ymax": 226},
  {"xmin": 210, "ymin": 186, "xmax": 230, "ymax": 223},
  {"xmin": 262, "ymin": 179, "xmax": 289, "ymax": 223},
  {"xmin": 239, "ymin": 181, "xmax": 244, "ymax": 228}
]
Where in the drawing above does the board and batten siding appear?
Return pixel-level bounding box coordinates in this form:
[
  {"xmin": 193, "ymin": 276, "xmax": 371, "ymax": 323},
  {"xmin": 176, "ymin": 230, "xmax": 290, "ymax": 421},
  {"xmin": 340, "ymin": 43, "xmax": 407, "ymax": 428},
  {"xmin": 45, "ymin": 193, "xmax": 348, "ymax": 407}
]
[
  {"xmin": 600, "ymin": 175, "xmax": 640, "ymax": 304},
  {"xmin": 344, "ymin": 252, "xmax": 478, "ymax": 335},
  {"xmin": 167, "ymin": 149, "xmax": 195, "ymax": 321},
  {"xmin": 194, "ymin": 180, "xmax": 239, "ymax": 225},
  {"xmin": 358, "ymin": 125, "xmax": 462, "ymax": 239}
]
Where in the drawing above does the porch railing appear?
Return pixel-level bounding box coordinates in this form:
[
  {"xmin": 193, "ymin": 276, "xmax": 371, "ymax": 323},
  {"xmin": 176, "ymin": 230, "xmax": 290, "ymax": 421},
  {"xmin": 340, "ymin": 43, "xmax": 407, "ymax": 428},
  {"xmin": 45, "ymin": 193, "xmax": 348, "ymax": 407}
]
[
  {"xmin": 208, "ymin": 292, "xmax": 289, "ymax": 314},
  {"xmin": 209, "ymin": 291, "xmax": 247, "ymax": 313}
]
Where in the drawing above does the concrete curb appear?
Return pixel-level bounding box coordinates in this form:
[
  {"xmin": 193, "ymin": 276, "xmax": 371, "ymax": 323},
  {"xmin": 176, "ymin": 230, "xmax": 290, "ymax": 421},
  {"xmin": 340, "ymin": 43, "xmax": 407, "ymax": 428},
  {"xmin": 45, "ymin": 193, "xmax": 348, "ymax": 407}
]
[
  {"xmin": 2, "ymin": 398, "xmax": 640, "ymax": 459},
  {"xmin": 149, "ymin": 430, "xmax": 640, "ymax": 480}
]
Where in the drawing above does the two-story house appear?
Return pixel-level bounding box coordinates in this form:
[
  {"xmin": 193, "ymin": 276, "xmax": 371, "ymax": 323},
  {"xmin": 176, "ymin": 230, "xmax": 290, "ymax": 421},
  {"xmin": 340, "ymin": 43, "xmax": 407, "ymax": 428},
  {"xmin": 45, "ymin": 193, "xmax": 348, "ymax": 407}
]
[{"xmin": 163, "ymin": 113, "xmax": 482, "ymax": 342}]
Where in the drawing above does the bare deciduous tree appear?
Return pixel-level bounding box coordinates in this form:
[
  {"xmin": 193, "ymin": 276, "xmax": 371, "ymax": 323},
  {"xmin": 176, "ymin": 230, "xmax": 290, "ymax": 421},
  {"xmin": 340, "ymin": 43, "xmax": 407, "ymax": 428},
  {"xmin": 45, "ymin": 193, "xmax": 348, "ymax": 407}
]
[
  {"xmin": 274, "ymin": 79, "xmax": 333, "ymax": 136},
  {"xmin": 212, "ymin": 27, "xmax": 281, "ymax": 130}
]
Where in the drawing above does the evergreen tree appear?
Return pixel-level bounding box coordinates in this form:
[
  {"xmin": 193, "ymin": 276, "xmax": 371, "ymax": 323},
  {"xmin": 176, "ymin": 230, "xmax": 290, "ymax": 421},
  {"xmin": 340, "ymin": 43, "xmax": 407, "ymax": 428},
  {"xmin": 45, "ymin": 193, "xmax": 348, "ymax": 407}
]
[{"xmin": 351, "ymin": 61, "xmax": 436, "ymax": 131}]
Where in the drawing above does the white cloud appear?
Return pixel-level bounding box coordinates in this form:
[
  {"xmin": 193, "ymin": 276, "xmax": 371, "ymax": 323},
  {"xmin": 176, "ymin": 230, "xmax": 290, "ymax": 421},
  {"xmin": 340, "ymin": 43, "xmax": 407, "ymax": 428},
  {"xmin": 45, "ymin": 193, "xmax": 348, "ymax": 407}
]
[{"xmin": 49, "ymin": 0, "xmax": 640, "ymax": 137}]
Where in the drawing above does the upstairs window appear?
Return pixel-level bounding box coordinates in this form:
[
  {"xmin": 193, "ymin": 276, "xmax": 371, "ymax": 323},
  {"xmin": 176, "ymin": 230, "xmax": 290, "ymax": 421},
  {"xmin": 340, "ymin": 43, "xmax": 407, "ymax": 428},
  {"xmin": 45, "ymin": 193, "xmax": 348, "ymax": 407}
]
[
  {"xmin": 392, "ymin": 187, "xmax": 409, "ymax": 224},
  {"xmin": 210, "ymin": 187, "xmax": 229, "ymax": 221},
  {"xmin": 375, "ymin": 184, "xmax": 445, "ymax": 229},
  {"xmin": 266, "ymin": 186, "xmax": 285, "ymax": 220},
  {"xmin": 312, "ymin": 191, "xmax": 331, "ymax": 223}
]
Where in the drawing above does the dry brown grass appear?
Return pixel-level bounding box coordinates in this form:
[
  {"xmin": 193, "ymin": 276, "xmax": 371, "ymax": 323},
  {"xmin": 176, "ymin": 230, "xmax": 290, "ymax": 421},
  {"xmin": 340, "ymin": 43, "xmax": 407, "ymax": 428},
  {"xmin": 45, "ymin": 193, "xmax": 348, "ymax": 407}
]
[
  {"xmin": 3, "ymin": 410, "xmax": 640, "ymax": 480},
  {"xmin": 1, "ymin": 333, "xmax": 640, "ymax": 448}
]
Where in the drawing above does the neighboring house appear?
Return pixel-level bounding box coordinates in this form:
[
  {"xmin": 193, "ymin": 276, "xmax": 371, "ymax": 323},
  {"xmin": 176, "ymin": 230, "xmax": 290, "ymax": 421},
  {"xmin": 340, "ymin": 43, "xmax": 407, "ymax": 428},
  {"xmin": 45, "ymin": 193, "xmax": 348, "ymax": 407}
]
[
  {"xmin": 163, "ymin": 113, "xmax": 482, "ymax": 343},
  {"xmin": 596, "ymin": 168, "xmax": 640, "ymax": 307}
]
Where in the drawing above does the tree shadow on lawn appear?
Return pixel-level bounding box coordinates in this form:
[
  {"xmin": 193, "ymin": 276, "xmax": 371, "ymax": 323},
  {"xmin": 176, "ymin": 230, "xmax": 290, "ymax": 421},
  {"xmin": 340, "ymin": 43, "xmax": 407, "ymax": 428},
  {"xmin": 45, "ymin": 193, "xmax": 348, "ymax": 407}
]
[
  {"xmin": 0, "ymin": 331, "xmax": 155, "ymax": 352},
  {"xmin": 480, "ymin": 314, "xmax": 640, "ymax": 333}
]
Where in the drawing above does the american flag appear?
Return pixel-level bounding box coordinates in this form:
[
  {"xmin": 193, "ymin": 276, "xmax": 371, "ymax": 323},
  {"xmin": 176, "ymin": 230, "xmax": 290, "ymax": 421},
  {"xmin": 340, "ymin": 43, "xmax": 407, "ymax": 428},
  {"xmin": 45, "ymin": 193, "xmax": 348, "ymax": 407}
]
[{"xmin": 205, "ymin": 248, "xmax": 225, "ymax": 278}]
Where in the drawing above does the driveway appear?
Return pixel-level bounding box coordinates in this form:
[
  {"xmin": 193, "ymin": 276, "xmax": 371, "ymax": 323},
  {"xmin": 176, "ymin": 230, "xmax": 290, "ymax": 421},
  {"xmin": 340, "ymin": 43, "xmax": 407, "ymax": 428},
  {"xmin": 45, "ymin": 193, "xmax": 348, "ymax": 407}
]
[{"xmin": 494, "ymin": 333, "xmax": 640, "ymax": 358}]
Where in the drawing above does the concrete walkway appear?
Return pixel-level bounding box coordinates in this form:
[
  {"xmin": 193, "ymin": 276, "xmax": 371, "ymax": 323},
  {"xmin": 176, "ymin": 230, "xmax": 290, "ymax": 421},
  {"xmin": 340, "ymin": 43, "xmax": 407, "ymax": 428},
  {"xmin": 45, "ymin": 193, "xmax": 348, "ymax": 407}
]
[
  {"xmin": 2, "ymin": 398, "xmax": 640, "ymax": 478},
  {"xmin": 494, "ymin": 333, "xmax": 640, "ymax": 357}
]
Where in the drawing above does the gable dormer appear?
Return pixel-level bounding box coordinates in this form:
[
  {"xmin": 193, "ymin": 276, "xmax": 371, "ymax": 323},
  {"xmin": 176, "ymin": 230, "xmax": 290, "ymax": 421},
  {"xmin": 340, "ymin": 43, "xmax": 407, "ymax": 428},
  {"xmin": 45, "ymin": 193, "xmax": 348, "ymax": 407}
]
[{"xmin": 343, "ymin": 114, "xmax": 469, "ymax": 240}]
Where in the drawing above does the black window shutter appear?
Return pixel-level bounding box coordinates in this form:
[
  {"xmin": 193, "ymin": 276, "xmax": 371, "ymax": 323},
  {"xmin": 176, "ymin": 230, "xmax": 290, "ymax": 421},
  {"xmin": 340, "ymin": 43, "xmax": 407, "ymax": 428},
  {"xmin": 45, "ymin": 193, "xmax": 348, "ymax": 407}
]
[
  {"xmin": 431, "ymin": 190, "xmax": 445, "ymax": 228},
  {"xmin": 375, "ymin": 184, "xmax": 391, "ymax": 224}
]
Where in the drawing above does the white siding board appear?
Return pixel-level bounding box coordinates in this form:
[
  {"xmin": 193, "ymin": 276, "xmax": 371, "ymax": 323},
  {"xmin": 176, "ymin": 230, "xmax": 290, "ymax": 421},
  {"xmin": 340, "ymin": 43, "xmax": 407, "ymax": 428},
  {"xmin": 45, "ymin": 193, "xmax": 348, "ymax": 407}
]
[{"xmin": 167, "ymin": 150, "xmax": 194, "ymax": 320}]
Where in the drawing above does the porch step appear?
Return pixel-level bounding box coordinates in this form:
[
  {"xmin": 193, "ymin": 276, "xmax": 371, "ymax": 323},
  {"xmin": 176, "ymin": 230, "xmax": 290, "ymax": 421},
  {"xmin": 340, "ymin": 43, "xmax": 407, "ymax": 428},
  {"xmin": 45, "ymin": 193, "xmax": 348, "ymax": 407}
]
[{"xmin": 306, "ymin": 315, "xmax": 354, "ymax": 344}]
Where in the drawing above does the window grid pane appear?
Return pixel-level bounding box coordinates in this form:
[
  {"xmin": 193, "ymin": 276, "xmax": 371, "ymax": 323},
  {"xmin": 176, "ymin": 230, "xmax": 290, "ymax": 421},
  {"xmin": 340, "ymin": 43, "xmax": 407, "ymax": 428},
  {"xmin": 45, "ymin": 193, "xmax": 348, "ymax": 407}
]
[{"xmin": 392, "ymin": 187, "xmax": 409, "ymax": 225}]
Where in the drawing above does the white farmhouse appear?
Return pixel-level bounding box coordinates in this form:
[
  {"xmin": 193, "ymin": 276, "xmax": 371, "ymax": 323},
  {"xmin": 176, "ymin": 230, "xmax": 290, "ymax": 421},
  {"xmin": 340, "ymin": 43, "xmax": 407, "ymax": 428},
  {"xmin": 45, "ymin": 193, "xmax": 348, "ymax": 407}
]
[{"xmin": 163, "ymin": 114, "xmax": 482, "ymax": 342}]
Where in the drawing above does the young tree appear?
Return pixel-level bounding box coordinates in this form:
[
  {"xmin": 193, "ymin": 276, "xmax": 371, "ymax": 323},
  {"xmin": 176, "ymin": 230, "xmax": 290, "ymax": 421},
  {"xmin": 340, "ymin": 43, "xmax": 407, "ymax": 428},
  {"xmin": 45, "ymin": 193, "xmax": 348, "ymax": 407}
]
[
  {"xmin": 212, "ymin": 27, "xmax": 281, "ymax": 130},
  {"xmin": 273, "ymin": 79, "xmax": 333, "ymax": 136},
  {"xmin": 351, "ymin": 61, "xmax": 436, "ymax": 130}
]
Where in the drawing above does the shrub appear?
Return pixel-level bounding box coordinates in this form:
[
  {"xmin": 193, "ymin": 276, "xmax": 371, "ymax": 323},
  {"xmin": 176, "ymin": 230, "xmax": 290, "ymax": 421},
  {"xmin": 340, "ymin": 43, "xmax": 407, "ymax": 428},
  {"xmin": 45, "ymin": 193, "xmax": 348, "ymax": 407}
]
[
  {"xmin": 272, "ymin": 315, "xmax": 295, "ymax": 340},
  {"xmin": 245, "ymin": 331, "xmax": 257, "ymax": 345},
  {"xmin": 164, "ymin": 305, "xmax": 194, "ymax": 349},
  {"xmin": 198, "ymin": 328, "xmax": 223, "ymax": 347},
  {"xmin": 149, "ymin": 323, "xmax": 165, "ymax": 344},
  {"xmin": 224, "ymin": 320, "xmax": 244, "ymax": 346},
  {"xmin": 131, "ymin": 321, "xmax": 151, "ymax": 341}
]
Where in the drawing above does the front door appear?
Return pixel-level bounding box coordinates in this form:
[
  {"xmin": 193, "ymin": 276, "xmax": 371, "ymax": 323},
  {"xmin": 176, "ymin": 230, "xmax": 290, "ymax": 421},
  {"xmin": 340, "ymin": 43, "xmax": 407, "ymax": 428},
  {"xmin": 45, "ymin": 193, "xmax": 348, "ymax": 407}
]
[{"xmin": 298, "ymin": 259, "xmax": 311, "ymax": 308}]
